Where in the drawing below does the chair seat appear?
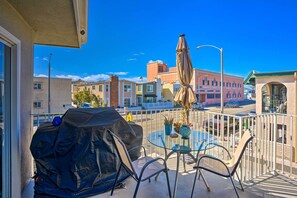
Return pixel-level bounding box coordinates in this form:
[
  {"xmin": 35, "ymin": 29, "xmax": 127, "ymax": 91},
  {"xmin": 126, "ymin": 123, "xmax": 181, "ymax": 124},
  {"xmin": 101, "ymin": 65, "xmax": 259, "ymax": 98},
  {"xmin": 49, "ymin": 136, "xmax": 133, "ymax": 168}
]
[
  {"xmin": 194, "ymin": 154, "xmax": 235, "ymax": 177},
  {"xmin": 132, "ymin": 156, "xmax": 165, "ymax": 180}
]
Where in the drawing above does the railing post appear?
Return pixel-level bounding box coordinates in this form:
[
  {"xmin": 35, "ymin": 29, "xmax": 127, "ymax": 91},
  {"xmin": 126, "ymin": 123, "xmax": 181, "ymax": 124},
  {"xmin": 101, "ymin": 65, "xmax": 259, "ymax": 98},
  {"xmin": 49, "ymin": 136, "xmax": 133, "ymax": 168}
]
[
  {"xmin": 290, "ymin": 116, "xmax": 293, "ymax": 175},
  {"xmin": 273, "ymin": 114, "xmax": 277, "ymax": 173}
]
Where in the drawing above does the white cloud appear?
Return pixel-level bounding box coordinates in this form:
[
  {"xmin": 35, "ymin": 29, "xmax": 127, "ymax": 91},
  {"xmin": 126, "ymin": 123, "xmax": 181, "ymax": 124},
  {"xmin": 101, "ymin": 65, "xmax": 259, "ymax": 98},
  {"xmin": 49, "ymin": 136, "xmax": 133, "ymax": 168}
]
[
  {"xmin": 122, "ymin": 76, "xmax": 147, "ymax": 83},
  {"xmin": 55, "ymin": 74, "xmax": 81, "ymax": 81},
  {"xmin": 34, "ymin": 74, "xmax": 48, "ymax": 77},
  {"xmin": 148, "ymin": 59, "xmax": 164, "ymax": 64},
  {"xmin": 42, "ymin": 57, "xmax": 49, "ymax": 61},
  {"xmin": 55, "ymin": 74, "xmax": 110, "ymax": 82},
  {"xmin": 127, "ymin": 58, "xmax": 137, "ymax": 61},
  {"xmin": 133, "ymin": 52, "xmax": 145, "ymax": 56},
  {"xmin": 83, "ymin": 74, "xmax": 109, "ymax": 81},
  {"xmin": 108, "ymin": 72, "xmax": 128, "ymax": 75}
]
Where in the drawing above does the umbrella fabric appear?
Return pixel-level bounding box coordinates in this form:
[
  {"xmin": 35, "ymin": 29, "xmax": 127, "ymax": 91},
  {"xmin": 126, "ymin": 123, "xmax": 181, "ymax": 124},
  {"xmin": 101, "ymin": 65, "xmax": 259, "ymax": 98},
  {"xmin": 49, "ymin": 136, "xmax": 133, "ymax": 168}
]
[{"xmin": 174, "ymin": 34, "xmax": 197, "ymax": 110}]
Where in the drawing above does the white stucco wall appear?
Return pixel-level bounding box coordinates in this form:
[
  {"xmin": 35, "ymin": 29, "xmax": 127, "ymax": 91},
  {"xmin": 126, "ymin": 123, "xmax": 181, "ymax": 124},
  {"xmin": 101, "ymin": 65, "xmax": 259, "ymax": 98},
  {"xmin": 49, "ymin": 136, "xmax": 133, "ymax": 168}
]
[{"xmin": 33, "ymin": 77, "xmax": 72, "ymax": 114}]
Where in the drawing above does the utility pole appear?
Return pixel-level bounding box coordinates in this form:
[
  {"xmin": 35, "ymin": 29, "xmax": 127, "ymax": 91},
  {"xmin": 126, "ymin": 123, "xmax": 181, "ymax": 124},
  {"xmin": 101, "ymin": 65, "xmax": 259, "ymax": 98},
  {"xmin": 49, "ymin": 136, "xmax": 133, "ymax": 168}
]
[{"xmin": 48, "ymin": 53, "xmax": 52, "ymax": 116}]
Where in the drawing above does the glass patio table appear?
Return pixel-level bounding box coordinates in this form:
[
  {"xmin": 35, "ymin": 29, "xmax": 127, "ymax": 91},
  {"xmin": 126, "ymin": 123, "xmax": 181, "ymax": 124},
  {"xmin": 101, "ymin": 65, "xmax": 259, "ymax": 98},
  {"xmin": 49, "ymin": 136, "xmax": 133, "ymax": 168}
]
[{"xmin": 147, "ymin": 130, "xmax": 217, "ymax": 198}]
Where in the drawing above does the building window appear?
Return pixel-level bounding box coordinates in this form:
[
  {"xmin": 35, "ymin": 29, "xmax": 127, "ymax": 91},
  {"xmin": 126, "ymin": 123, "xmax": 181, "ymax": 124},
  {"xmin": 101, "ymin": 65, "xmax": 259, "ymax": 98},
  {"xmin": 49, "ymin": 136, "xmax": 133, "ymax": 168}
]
[
  {"xmin": 105, "ymin": 84, "xmax": 109, "ymax": 92},
  {"xmin": 215, "ymin": 94, "xmax": 221, "ymax": 98},
  {"xmin": 137, "ymin": 96, "xmax": 142, "ymax": 106},
  {"xmin": 146, "ymin": 84, "xmax": 153, "ymax": 92},
  {"xmin": 238, "ymin": 92, "xmax": 242, "ymax": 98},
  {"xmin": 207, "ymin": 90, "xmax": 213, "ymax": 92},
  {"xmin": 34, "ymin": 83, "xmax": 42, "ymax": 90},
  {"xmin": 99, "ymin": 85, "xmax": 103, "ymax": 92},
  {"xmin": 223, "ymin": 82, "xmax": 225, "ymax": 87},
  {"xmin": 226, "ymin": 92, "xmax": 231, "ymax": 98},
  {"xmin": 232, "ymin": 92, "xmax": 237, "ymax": 98},
  {"xmin": 207, "ymin": 94, "xmax": 214, "ymax": 99},
  {"xmin": 124, "ymin": 84, "xmax": 131, "ymax": 92},
  {"xmin": 137, "ymin": 85, "xmax": 142, "ymax": 92},
  {"xmin": 92, "ymin": 85, "xmax": 95, "ymax": 90},
  {"xmin": 146, "ymin": 97, "xmax": 154, "ymax": 103},
  {"xmin": 33, "ymin": 101, "xmax": 42, "ymax": 108},
  {"xmin": 124, "ymin": 98, "xmax": 131, "ymax": 107}
]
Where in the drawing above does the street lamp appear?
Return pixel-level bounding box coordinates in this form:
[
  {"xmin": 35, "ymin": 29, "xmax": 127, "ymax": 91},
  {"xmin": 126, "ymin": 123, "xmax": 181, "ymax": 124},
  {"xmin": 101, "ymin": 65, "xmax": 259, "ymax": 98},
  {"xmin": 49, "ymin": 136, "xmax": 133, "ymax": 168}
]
[
  {"xmin": 48, "ymin": 53, "xmax": 52, "ymax": 115},
  {"xmin": 197, "ymin": 44, "xmax": 224, "ymax": 114}
]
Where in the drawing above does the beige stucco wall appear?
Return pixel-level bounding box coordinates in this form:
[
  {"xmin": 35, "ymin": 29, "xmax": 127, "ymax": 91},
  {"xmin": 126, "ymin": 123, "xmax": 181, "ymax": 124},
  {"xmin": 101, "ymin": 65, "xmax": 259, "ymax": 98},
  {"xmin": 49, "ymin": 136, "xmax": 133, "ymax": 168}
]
[
  {"xmin": 0, "ymin": 0, "xmax": 35, "ymax": 194},
  {"xmin": 255, "ymin": 74, "xmax": 297, "ymax": 161},
  {"xmin": 33, "ymin": 77, "xmax": 72, "ymax": 114},
  {"xmin": 162, "ymin": 84, "xmax": 174, "ymax": 102}
]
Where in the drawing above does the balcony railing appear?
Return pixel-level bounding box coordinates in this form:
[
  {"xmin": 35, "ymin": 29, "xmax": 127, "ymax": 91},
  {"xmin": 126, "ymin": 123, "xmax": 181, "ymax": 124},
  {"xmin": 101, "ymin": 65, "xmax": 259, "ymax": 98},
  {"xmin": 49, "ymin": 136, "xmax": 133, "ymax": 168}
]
[{"xmin": 31, "ymin": 109, "xmax": 297, "ymax": 183}]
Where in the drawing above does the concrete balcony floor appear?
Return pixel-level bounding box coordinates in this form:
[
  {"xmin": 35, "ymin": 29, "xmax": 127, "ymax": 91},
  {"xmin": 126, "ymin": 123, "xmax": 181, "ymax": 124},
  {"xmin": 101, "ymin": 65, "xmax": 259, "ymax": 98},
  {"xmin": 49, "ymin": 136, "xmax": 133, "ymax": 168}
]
[{"xmin": 22, "ymin": 157, "xmax": 297, "ymax": 198}]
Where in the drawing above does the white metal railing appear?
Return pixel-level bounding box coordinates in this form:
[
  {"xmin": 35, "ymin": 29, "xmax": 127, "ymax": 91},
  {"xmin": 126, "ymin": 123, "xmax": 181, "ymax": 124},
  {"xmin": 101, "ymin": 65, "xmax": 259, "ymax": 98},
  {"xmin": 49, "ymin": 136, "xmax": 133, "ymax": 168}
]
[
  {"xmin": 127, "ymin": 110, "xmax": 297, "ymax": 182},
  {"xmin": 142, "ymin": 102, "xmax": 174, "ymax": 109},
  {"xmin": 31, "ymin": 109, "xmax": 297, "ymax": 183}
]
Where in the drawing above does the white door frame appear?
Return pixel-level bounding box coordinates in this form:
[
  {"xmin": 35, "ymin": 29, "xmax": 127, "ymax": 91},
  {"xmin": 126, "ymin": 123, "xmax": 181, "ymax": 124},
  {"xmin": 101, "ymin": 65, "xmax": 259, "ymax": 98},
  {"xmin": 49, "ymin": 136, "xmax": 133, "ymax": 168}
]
[{"xmin": 0, "ymin": 25, "xmax": 21, "ymax": 198}]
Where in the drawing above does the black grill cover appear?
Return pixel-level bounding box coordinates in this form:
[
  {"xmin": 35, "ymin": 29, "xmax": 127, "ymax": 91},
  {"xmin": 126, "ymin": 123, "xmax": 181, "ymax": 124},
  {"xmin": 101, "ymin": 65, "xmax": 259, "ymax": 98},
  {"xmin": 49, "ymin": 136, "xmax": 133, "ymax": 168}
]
[{"xmin": 30, "ymin": 108, "xmax": 143, "ymax": 197}]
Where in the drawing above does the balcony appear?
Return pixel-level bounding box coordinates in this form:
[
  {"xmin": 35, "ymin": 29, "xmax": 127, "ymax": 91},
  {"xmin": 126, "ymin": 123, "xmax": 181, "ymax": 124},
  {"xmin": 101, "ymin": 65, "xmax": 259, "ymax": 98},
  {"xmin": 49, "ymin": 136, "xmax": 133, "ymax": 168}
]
[{"xmin": 26, "ymin": 108, "xmax": 297, "ymax": 197}]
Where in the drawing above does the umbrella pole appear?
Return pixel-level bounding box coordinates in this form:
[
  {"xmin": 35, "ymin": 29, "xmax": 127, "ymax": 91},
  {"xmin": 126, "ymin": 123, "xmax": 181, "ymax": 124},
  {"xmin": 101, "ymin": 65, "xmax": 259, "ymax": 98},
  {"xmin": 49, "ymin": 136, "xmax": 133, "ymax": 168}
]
[{"xmin": 186, "ymin": 110, "xmax": 189, "ymax": 125}]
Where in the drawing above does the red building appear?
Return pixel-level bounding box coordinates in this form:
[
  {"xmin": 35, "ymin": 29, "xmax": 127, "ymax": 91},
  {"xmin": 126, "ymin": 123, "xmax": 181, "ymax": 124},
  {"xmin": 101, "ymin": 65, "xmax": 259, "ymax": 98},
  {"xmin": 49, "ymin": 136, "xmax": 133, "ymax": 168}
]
[{"xmin": 147, "ymin": 61, "xmax": 244, "ymax": 105}]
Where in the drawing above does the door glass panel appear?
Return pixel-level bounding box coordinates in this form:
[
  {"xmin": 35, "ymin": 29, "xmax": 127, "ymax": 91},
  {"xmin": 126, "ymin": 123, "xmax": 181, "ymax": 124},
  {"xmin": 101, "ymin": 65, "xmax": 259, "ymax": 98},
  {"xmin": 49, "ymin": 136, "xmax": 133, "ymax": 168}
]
[{"xmin": 0, "ymin": 40, "xmax": 11, "ymax": 197}]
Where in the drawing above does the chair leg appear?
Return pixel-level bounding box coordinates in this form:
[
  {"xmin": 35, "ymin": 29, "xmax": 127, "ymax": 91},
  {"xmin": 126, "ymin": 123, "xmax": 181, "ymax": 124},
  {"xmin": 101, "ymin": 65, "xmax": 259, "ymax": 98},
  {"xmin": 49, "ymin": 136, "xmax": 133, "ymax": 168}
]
[
  {"xmin": 199, "ymin": 170, "xmax": 210, "ymax": 192},
  {"xmin": 191, "ymin": 168, "xmax": 199, "ymax": 198},
  {"xmin": 165, "ymin": 170, "xmax": 172, "ymax": 198},
  {"xmin": 111, "ymin": 164, "xmax": 122, "ymax": 196},
  {"xmin": 133, "ymin": 180, "xmax": 141, "ymax": 198},
  {"xmin": 229, "ymin": 176, "xmax": 239, "ymax": 198},
  {"xmin": 235, "ymin": 171, "xmax": 244, "ymax": 191}
]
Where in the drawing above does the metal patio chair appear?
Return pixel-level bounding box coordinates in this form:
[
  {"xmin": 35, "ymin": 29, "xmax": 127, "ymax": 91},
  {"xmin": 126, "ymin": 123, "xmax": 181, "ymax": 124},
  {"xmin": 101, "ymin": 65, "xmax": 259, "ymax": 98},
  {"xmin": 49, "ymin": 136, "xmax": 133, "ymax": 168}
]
[
  {"xmin": 191, "ymin": 129, "xmax": 253, "ymax": 198},
  {"xmin": 108, "ymin": 130, "xmax": 172, "ymax": 198}
]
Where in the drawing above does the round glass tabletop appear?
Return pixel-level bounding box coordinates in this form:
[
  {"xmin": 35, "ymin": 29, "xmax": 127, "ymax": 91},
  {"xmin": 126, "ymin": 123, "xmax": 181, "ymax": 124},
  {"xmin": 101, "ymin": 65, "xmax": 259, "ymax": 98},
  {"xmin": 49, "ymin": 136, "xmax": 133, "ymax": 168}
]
[{"xmin": 147, "ymin": 130, "xmax": 217, "ymax": 152}]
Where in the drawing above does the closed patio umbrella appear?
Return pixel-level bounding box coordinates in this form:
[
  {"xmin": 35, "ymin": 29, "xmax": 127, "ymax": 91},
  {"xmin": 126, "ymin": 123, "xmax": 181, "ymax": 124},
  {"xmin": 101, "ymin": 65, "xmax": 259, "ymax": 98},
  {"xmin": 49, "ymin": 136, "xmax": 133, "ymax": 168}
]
[{"xmin": 174, "ymin": 34, "xmax": 197, "ymax": 123}]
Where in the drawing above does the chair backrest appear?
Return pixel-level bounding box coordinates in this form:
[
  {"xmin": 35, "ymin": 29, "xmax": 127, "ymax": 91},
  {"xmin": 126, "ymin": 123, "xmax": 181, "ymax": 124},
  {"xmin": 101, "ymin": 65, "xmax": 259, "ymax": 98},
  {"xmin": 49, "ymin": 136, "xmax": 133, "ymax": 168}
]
[
  {"xmin": 108, "ymin": 130, "xmax": 135, "ymax": 174},
  {"xmin": 231, "ymin": 129, "xmax": 253, "ymax": 174}
]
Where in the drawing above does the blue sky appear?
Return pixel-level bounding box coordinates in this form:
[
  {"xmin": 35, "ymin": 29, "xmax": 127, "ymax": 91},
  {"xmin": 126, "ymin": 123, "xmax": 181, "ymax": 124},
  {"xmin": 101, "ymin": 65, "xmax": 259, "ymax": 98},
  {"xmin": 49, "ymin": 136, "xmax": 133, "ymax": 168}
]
[{"xmin": 34, "ymin": 0, "xmax": 297, "ymax": 82}]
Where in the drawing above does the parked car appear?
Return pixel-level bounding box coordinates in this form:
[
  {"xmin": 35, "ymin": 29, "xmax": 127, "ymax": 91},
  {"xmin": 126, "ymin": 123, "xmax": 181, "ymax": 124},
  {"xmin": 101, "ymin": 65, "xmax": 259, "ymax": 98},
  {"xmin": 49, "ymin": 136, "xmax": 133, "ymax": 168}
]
[
  {"xmin": 248, "ymin": 110, "xmax": 257, "ymax": 117},
  {"xmin": 192, "ymin": 102, "xmax": 204, "ymax": 110},
  {"xmin": 78, "ymin": 102, "xmax": 93, "ymax": 108},
  {"xmin": 203, "ymin": 115, "xmax": 239, "ymax": 135},
  {"xmin": 225, "ymin": 101, "xmax": 239, "ymax": 108}
]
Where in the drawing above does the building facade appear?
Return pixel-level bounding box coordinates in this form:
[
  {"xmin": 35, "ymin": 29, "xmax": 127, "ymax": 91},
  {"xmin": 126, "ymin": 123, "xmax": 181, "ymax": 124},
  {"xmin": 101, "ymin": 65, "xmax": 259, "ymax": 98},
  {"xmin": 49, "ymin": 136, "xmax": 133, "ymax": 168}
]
[
  {"xmin": 72, "ymin": 76, "xmax": 137, "ymax": 107},
  {"xmin": 147, "ymin": 61, "xmax": 244, "ymax": 105},
  {"xmin": 33, "ymin": 77, "xmax": 72, "ymax": 114},
  {"xmin": 72, "ymin": 80, "xmax": 110, "ymax": 106},
  {"xmin": 244, "ymin": 70, "xmax": 297, "ymax": 161},
  {"xmin": 162, "ymin": 83, "xmax": 181, "ymax": 103},
  {"xmin": 136, "ymin": 78, "xmax": 162, "ymax": 106}
]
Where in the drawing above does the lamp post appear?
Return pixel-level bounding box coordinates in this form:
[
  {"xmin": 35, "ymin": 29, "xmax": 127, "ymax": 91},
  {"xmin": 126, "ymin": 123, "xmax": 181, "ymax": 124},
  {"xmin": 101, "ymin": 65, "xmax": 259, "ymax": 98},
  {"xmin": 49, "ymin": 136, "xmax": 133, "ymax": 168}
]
[
  {"xmin": 197, "ymin": 44, "xmax": 224, "ymax": 114},
  {"xmin": 48, "ymin": 53, "xmax": 52, "ymax": 116}
]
